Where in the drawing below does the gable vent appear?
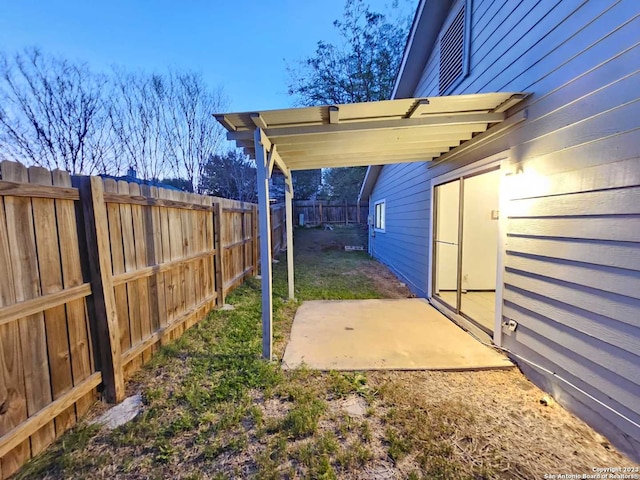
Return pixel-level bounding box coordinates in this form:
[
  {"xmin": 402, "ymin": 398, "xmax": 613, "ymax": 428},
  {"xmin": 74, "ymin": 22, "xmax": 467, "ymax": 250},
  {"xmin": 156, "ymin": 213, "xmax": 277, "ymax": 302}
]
[{"xmin": 439, "ymin": 3, "xmax": 466, "ymax": 94}]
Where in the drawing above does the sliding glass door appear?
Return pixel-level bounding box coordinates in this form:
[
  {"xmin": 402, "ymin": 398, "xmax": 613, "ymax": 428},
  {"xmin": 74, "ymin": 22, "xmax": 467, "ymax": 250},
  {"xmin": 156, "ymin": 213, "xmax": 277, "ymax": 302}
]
[
  {"xmin": 432, "ymin": 168, "xmax": 500, "ymax": 335},
  {"xmin": 433, "ymin": 180, "xmax": 461, "ymax": 310}
]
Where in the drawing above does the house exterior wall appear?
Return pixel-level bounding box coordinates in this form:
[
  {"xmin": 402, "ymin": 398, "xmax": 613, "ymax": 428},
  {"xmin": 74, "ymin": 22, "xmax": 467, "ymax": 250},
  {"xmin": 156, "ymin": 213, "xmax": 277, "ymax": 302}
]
[
  {"xmin": 369, "ymin": 0, "xmax": 640, "ymax": 459},
  {"xmin": 368, "ymin": 161, "xmax": 430, "ymax": 298}
]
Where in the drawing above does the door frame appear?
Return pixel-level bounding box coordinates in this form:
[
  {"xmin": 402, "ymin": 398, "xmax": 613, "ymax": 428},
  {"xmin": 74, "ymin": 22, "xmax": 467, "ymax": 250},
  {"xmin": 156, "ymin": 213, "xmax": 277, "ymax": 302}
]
[{"xmin": 428, "ymin": 151, "xmax": 510, "ymax": 346}]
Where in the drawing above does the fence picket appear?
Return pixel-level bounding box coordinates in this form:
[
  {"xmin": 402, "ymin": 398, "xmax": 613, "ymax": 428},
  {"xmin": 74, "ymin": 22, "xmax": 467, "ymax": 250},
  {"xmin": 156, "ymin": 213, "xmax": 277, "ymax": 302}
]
[
  {"xmin": 129, "ymin": 183, "xmax": 152, "ymax": 362},
  {"xmin": 52, "ymin": 169, "xmax": 95, "ymax": 418},
  {"xmin": 0, "ymin": 163, "xmax": 30, "ymax": 479},
  {"xmin": 28, "ymin": 166, "xmax": 75, "ymax": 437},
  {"xmin": 2, "ymin": 161, "xmax": 55, "ymax": 456},
  {"xmin": 104, "ymin": 179, "xmax": 131, "ymax": 355}
]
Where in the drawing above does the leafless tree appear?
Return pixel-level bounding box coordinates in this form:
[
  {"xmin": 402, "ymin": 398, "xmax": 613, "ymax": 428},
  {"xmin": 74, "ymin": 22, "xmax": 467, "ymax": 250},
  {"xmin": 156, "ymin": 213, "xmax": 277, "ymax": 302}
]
[
  {"xmin": 109, "ymin": 70, "xmax": 169, "ymax": 179},
  {"xmin": 0, "ymin": 48, "xmax": 114, "ymax": 174},
  {"xmin": 0, "ymin": 49, "xmax": 228, "ymax": 182},
  {"xmin": 163, "ymin": 71, "xmax": 228, "ymax": 192}
]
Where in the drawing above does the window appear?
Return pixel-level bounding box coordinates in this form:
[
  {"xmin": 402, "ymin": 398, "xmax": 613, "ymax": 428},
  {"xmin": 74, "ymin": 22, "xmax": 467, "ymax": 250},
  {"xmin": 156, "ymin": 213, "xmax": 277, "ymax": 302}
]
[
  {"xmin": 374, "ymin": 200, "xmax": 386, "ymax": 232},
  {"xmin": 438, "ymin": 0, "xmax": 471, "ymax": 95}
]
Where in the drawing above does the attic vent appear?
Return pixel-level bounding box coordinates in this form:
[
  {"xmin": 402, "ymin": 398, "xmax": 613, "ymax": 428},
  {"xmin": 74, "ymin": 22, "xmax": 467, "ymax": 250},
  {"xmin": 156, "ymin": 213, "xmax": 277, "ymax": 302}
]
[{"xmin": 439, "ymin": 2, "xmax": 467, "ymax": 94}]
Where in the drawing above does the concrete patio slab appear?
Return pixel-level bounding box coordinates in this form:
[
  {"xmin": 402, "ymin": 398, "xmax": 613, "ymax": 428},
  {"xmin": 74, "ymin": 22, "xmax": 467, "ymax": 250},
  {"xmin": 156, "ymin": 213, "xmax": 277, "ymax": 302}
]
[{"xmin": 282, "ymin": 298, "xmax": 513, "ymax": 371}]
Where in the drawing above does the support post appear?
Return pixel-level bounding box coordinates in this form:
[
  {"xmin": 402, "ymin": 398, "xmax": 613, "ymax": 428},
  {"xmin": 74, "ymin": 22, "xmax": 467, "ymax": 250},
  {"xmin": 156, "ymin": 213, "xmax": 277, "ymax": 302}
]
[
  {"xmin": 255, "ymin": 129, "xmax": 273, "ymax": 360},
  {"xmin": 213, "ymin": 202, "xmax": 226, "ymax": 306},
  {"xmin": 285, "ymin": 176, "xmax": 295, "ymax": 300},
  {"xmin": 76, "ymin": 176, "xmax": 125, "ymax": 403}
]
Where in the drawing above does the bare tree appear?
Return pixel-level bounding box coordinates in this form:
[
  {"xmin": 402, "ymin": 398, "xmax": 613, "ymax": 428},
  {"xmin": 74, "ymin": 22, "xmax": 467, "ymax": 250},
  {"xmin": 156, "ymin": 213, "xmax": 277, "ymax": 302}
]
[
  {"xmin": 163, "ymin": 71, "xmax": 228, "ymax": 193},
  {"xmin": 0, "ymin": 48, "xmax": 113, "ymax": 174},
  {"xmin": 0, "ymin": 49, "xmax": 228, "ymax": 182},
  {"xmin": 109, "ymin": 70, "xmax": 169, "ymax": 179}
]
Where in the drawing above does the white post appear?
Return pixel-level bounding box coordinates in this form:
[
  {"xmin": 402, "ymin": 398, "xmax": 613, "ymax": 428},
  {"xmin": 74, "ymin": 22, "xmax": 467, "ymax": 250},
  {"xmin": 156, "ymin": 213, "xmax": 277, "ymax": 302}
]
[
  {"xmin": 285, "ymin": 175, "xmax": 295, "ymax": 300},
  {"xmin": 254, "ymin": 129, "xmax": 273, "ymax": 360}
]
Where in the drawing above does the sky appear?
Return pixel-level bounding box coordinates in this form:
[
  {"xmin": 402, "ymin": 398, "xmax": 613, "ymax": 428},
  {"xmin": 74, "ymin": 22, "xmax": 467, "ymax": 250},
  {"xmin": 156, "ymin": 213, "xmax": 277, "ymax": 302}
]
[{"xmin": 0, "ymin": 0, "xmax": 415, "ymax": 113}]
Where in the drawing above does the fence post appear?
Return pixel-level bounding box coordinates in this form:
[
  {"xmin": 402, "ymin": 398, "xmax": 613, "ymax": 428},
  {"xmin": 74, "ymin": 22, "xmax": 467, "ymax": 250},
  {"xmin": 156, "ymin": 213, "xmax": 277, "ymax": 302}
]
[
  {"xmin": 345, "ymin": 199, "xmax": 348, "ymax": 225},
  {"xmin": 357, "ymin": 200, "xmax": 361, "ymax": 224},
  {"xmin": 252, "ymin": 204, "xmax": 259, "ymax": 276},
  {"xmin": 76, "ymin": 176, "xmax": 125, "ymax": 403},
  {"xmin": 213, "ymin": 202, "xmax": 226, "ymax": 306},
  {"xmin": 319, "ymin": 201, "xmax": 323, "ymax": 225},
  {"xmin": 241, "ymin": 203, "xmax": 246, "ymax": 275}
]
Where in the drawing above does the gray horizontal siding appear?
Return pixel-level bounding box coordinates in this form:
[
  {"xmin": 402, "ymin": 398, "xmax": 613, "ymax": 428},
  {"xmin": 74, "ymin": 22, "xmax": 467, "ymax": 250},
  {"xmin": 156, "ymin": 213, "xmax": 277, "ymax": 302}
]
[
  {"xmin": 370, "ymin": 162, "xmax": 431, "ymax": 297},
  {"xmin": 371, "ymin": 0, "xmax": 640, "ymax": 459}
]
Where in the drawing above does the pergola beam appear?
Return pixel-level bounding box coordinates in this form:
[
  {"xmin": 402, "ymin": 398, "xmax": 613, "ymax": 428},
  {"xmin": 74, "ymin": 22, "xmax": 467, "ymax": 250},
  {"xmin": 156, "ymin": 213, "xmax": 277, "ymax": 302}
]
[
  {"xmin": 255, "ymin": 128, "xmax": 290, "ymax": 178},
  {"xmin": 270, "ymin": 145, "xmax": 290, "ymax": 178},
  {"xmin": 407, "ymin": 99, "xmax": 430, "ymax": 118},
  {"xmin": 267, "ymin": 144, "xmax": 277, "ymax": 177},
  {"xmin": 227, "ymin": 122, "xmax": 491, "ymax": 143},
  {"xmin": 286, "ymin": 155, "xmax": 442, "ymax": 170},
  {"xmin": 276, "ymin": 135, "xmax": 472, "ymax": 154},
  {"xmin": 248, "ymin": 111, "xmax": 505, "ymax": 138},
  {"xmin": 278, "ymin": 146, "xmax": 450, "ymax": 161},
  {"xmin": 272, "ymin": 124, "xmax": 484, "ymax": 144},
  {"xmin": 329, "ymin": 106, "xmax": 340, "ymax": 124},
  {"xmin": 251, "ymin": 112, "xmax": 268, "ymax": 130},
  {"xmin": 214, "ymin": 115, "xmax": 237, "ymax": 131},
  {"xmin": 287, "ymin": 151, "xmax": 443, "ymax": 166}
]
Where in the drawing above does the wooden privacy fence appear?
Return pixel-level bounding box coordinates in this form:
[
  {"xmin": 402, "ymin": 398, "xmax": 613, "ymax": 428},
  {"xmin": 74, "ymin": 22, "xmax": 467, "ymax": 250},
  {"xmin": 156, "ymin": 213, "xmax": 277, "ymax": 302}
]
[
  {"xmin": 294, "ymin": 200, "xmax": 368, "ymax": 226},
  {"xmin": 0, "ymin": 161, "xmax": 284, "ymax": 479}
]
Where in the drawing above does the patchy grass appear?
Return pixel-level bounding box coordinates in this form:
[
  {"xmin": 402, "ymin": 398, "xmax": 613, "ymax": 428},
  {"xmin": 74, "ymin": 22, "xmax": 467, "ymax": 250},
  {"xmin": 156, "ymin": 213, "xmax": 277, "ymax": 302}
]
[{"xmin": 15, "ymin": 226, "xmax": 636, "ymax": 479}]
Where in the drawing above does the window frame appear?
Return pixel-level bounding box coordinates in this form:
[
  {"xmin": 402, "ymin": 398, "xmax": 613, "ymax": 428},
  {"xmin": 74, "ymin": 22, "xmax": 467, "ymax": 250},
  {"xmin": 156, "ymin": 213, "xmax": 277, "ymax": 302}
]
[
  {"xmin": 438, "ymin": 0, "xmax": 472, "ymax": 95},
  {"xmin": 374, "ymin": 199, "xmax": 386, "ymax": 233}
]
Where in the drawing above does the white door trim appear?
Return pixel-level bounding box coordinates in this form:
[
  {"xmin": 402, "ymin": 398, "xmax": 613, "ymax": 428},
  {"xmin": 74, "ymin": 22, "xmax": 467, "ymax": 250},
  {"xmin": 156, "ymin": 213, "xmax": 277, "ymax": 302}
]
[{"xmin": 428, "ymin": 150, "xmax": 510, "ymax": 346}]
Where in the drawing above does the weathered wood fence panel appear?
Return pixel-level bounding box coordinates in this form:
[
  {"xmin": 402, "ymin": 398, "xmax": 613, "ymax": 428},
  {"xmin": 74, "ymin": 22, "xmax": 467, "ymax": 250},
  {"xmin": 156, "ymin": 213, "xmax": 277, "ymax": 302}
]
[
  {"xmin": 0, "ymin": 162, "xmax": 99, "ymax": 479},
  {"xmin": 294, "ymin": 200, "xmax": 368, "ymax": 226},
  {"xmin": 211, "ymin": 197, "xmax": 256, "ymax": 298},
  {"xmin": 0, "ymin": 161, "xmax": 285, "ymax": 478},
  {"xmin": 92, "ymin": 180, "xmax": 220, "ymax": 383}
]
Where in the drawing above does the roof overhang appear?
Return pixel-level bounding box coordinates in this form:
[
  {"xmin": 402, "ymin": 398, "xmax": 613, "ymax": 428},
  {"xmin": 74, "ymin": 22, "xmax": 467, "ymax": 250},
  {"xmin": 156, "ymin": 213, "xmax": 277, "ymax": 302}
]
[
  {"xmin": 215, "ymin": 92, "xmax": 527, "ymax": 175},
  {"xmin": 392, "ymin": 0, "xmax": 453, "ymax": 99}
]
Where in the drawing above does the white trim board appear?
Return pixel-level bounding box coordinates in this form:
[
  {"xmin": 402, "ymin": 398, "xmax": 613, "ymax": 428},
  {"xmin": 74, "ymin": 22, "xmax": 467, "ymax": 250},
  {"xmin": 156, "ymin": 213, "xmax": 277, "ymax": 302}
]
[
  {"xmin": 373, "ymin": 198, "xmax": 386, "ymax": 233},
  {"xmin": 428, "ymin": 150, "xmax": 510, "ymax": 347}
]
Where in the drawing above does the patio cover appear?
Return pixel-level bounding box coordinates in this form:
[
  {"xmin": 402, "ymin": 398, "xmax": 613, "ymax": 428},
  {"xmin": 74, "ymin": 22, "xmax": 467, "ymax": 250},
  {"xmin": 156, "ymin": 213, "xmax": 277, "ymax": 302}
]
[{"xmin": 214, "ymin": 92, "xmax": 527, "ymax": 359}]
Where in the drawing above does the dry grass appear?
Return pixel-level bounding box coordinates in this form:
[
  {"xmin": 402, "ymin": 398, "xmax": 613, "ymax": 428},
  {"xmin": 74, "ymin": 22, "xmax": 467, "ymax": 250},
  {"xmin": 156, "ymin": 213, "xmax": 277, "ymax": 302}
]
[{"xmin": 14, "ymin": 226, "xmax": 637, "ymax": 479}]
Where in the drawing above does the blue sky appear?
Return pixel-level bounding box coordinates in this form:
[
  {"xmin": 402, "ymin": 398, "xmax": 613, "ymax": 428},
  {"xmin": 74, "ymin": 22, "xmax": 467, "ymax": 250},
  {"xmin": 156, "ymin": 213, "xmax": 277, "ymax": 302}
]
[{"xmin": 0, "ymin": 0, "xmax": 414, "ymax": 113}]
